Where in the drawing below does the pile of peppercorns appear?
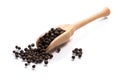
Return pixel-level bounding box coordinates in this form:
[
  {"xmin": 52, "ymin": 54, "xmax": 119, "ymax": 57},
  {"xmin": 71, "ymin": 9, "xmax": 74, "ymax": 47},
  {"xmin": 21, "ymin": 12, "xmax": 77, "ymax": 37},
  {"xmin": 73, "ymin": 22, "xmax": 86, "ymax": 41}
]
[
  {"xmin": 12, "ymin": 27, "xmax": 83, "ymax": 69},
  {"xmin": 37, "ymin": 28, "xmax": 65, "ymax": 48},
  {"xmin": 13, "ymin": 44, "xmax": 53, "ymax": 69},
  {"xmin": 71, "ymin": 48, "xmax": 83, "ymax": 60},
  {"xmin": 13, "ymin": 27, "xmax": 65, "ymax": 69}
]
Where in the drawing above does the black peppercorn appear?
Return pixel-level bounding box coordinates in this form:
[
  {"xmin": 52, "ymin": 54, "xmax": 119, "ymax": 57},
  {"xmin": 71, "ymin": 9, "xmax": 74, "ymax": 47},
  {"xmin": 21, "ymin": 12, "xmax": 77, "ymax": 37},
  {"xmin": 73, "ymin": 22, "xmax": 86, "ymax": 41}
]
[
  {"xmin": 13, "ymin": 50, "xmax": 16, "ymax": 53},
  {"xmin": 25, "ymin": 63, "xmax": 28, "ymax": 66},
  {"xmin": 32, "ymin": 65, "xmax": 36, "ymax": 69},
  {"xmin": 24, "ymin": 48, "xmax": 28, "ymax": 51},
  {"xmin": 15, "ymin": 45, "xmax": 18, "ymax": 49},
  {"xmin": 56, "ymin": 48, "xmax": 61, "ymax": 53},
  {"xmin": 15, "ymin": 54, "xmax": 19, "ymax": 59},
  {"xmin": 78, "ymin": 54, "xmax": 82, "ymax": 59},
  {"xmin": 20, "ymin": 50, "xmax": 24, "ymax": 53},
  {"xmin": 72, "ymin": 56, "xmax": 75, "ymax": 60},
  {"xmin": 44, "ymin": 60, "xmax": 48, "ymax": 66},
  {"xmin": 28, "ymin": 45, "xmax": 31, "ymax": 49},
  {"xmin": 79, "ymin": 48, "xmax": 82, "ymax": 51},
  {"xmin": 51, "ymin": 28, "xmax": 54, "ymax": 31},
  {"xmin": 75, "ymin": 48, "xmax": 79, "ymax": 51},
  {"xmin": 31, "ymin": 43, "xmax": 35, "ymax": 47},
  {"xmin": 72, "ymin": 50, "xmax": 76, "ymax": 53},
  {"xmin": 44, "ymin": 56, "xmax": 48, "ymax": 60},
  {"xmin": 17, "ymin": 47, "xmax": 21, "ymax": 50}
]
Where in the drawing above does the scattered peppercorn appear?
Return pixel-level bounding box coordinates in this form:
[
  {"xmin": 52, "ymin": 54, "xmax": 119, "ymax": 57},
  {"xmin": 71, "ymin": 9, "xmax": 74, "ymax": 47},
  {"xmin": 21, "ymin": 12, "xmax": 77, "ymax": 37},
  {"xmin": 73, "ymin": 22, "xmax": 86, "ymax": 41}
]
[
  {"xmin": 72, "ymin": 56, "xmax": 75, "ymax": 60},
  {"xmin": 56, "ymin": 48, "xmax": 61, "ymax": 53},
  {"xmin": 17, "ymin": 47, "xmax": 21, "ymax": 50},
  {"xmin": 78, "ymin": 54, "xmax": 82, "ymax": 59},
  {"xmin": 32, "ymin": 65, "xmax": 36, "ymax": 69},
  {"xmin": 13, "ymin": 50, "xmax": 16, "ymax": 53},
  {"xmin": 79, "ymin": 48, "xmax": 82, "ymax": 51},
  {"xmin": 24, "ymin": 48, "xmax": 28, "ymax": 51},
  {"xmin": 25, "ymin": 63, "xmax": 28, "ymax": 66},
  {"xmin": 31, "ymin": 43, "xmax": 35, "ymax": 47},
  {"xmin": 15, "ymin": 45, "xmax": 18, "ymax": 49},
  {"xmin": 28, "ymin": 45, "xmax": 31, "ymax": 48},
  {"xmin": 44, "ymin": 60, "xmax": 48, "ymax": 66}
]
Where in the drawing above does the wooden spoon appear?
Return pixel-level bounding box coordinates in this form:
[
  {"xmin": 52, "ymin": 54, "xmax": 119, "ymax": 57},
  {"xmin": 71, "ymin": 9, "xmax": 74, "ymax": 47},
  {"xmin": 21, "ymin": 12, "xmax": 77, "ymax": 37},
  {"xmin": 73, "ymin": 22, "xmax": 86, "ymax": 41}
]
[{"xmin": 36, "ymin": 7, "xmax": 110, "ymax": 52}]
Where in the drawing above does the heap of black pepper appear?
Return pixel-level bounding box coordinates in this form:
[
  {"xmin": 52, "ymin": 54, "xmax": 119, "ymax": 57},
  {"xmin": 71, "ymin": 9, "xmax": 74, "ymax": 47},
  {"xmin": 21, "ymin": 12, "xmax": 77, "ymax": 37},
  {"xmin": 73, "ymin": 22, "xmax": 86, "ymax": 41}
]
[
  {"xmin": 12, "ymin": 27, "xmax": 65, "ymax": 69},
  {"xmin": 72, "ymin": 48, "xmax": 83, "ymax": 60}
]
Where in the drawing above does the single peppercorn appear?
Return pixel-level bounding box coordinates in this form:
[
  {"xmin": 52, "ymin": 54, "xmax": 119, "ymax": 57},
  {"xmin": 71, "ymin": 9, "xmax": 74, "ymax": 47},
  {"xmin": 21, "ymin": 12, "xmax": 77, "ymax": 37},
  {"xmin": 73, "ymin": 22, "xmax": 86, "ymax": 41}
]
[
  {"xmin": 49, "ymin": 54, "xmax": 53, "ymax": 59},
  {"xmin": 13, "ymin": 50, "xmax": 16, "ymax": 53},
  {"xmin": 15, "ymin": 54, "xmax": 19, "ymax": 59},
  {"xmin": 79, "ymin": 48, "xmax": 82, "ymax": 51},
  {"xmin": 28, "ymin": 45, "xmax": 31, "ymax": 49},
  {"xmin": 44, "ymin": 56, "xmax": 48, "ymax": 60},
  {"xmin": 15, "ymin": 45, "xmax": 18, "ymax": 49},
  {"xmin": 72, "ymin": 56, "xmax": 75, "ymax": 60},
  {"xmin": 24, "ymin": 48, "xmax": 28, "ymax": 51},
  {"xmin": 75, "ymin": 48, "xmax": 79, "ymax": 51},
  {"xmin": 44, "ymin": 60, "xmax": 48, "ymax": 66},
  {"xmin": 32, "ymin": 65, "xmax": 36, "ymax": 69},
  {"xmin": 56, "ymin": 48, "xmax": 61, "ymax": 53},
  {"xmin": 51, "ymin": 28, "xmax": 54, "ymax": 31},
  {"xmin": 25, "ymin": 63, "xmax": 28, "ymax": 66},
  {"xmin": 78, "ymin": 54, "xmax": 82, "ymax": 59},
  {"xmin": 20, "ymin": 50, "xmax": 24, "ymax": 53},
  {"xmin": 17, "ymin": 47, "xmax": 21, "ymax": 50},
  {"xmin": 31, "ymin": 43, "xmax": 35, "ymax": 47},
  {"xmin": 72, "ymin": 50, "xmax": 76, "ymax": 53}
]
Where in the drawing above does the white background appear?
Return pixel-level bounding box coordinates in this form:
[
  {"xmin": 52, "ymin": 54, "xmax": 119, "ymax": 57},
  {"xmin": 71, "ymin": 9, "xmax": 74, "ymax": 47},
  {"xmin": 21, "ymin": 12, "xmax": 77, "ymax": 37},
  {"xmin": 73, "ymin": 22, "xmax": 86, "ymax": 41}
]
[{"xmin": 0, "ymin": 0, "xmax": 120, "ymax": 80}]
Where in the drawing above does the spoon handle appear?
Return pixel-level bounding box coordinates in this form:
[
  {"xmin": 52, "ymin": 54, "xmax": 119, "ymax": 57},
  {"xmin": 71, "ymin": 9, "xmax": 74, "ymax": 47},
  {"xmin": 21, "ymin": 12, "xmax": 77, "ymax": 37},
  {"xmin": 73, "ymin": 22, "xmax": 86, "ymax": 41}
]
[{"xmin": 72, "ymin": 7, "xmax": 110, "ymax": 32}]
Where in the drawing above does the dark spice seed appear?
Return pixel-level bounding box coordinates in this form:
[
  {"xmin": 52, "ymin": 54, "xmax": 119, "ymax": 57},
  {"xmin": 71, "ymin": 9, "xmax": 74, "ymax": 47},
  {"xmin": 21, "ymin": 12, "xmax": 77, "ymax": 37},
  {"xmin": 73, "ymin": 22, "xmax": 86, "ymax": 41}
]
[
  {"xmin": 13, "ymin": 50, "xmax": 16, "ymax": 53},
  {"xmin": 72, "ymin": 50, "xmax": 76, "ymax": 53},
  {"xmin": 15, "ymin": 45, "xmax": 18, "ymax": 49},
  {"xmin": 38, "ymin": 59, "xmax": 43, "ymax": 63},
  {"xmin": 75, "ymin": 52, "xmax": 79, "ymax": 56},
  {"xmin": 51, "ymin": 28, "xmax": 54, "ymax": 31},
  {"xmin": 27, "ymin": 60, "xmax": 31, "ymax": 64},
  {"xmin": 17, "ymin": 47, "xmax": 21, "ymax": 50},
  {"xmin": 20, "ymin": 50, "xmax": 24, "ymax": 53},
  {"xmin": 56, "ymin": 48, "xmax": 61, "ymax": 53},
  {"xmin": 31, "ymin": 43, "xmax": 35, "ymax": 47},
  {"xmin": 79, "ymin": 48, "xmax": 82, "ymax": 51},
  {"xmin": 44, "ymin": 60, "xmax": 48, "ymax": 66},
  {"xmin": 79, "ymin": 51, "xmax": 83, "ymax": 55},
  {"xmin": 49, "ymin": 54, "xmax": 53, "ymax": 59},
  {"xmin": 78, "ymin": 55, "xmax": 82, "ymax": 59},
  {"xmin": 22, "ymin": 57, "xmax": 26, "ymax": 61},
  {"xmin": 24, "ymin": 48, "xmax": 28, "ymax": 51},
  {"xmin": 25, "ymin": 63, "xmax": 28, "ymax": 66},
  {"xmin": 54, "ymin": 31, "xmax": 59, "ymax": 35},
  {"xmin": 44, "ymin": 56, "xmax": 48, "ymax": 60},
  {"xmin": 32, "ymin": 65, "xmax": 36, "ymax": 69},
  {"xmin": 75, "ymin": 48, "xmax": 79, "ymax": 51},
  {"xmin": 15, "ymin": 55, "xmax": 19, "ymax": 59},
  {"xmin": 72, "ymin": 56, "xmax": 75, "ymax": 60},
  {"xmin": 28, "ymin": 45, "xmax": 31, "ymax": 49}
]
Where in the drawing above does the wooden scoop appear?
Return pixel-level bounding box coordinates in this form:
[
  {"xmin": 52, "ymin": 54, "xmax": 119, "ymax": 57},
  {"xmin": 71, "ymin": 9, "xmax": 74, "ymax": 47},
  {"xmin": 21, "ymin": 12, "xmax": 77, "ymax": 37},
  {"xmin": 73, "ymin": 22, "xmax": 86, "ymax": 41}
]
[{"xmin": 36, "ymin": 7, "xmax": 110, "ymax": 52}]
